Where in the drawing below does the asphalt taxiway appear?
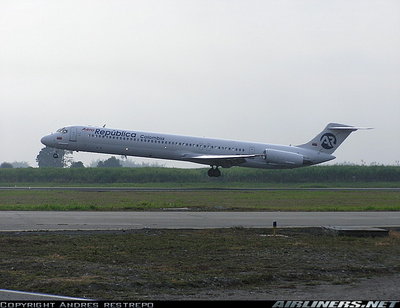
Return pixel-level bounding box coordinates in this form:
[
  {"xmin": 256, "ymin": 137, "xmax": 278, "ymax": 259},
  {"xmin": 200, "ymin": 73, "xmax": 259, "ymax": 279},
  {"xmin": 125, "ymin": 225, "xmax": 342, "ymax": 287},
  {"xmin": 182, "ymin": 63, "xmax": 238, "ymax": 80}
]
[
  {"xmin": 1, "ymin": 186, "xmax": 400, "ymax": 192},
  {"xmin": 0, "ymin": 211, "xmax": 399, "ymax": 231}
]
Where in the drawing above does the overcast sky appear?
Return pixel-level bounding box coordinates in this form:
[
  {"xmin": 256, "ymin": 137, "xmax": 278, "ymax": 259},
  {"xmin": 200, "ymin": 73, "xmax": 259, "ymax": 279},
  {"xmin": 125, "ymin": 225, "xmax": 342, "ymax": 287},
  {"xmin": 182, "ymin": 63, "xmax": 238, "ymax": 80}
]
[{"xmin": 1, "ymin": 0, "xmax": 399, "ymax": 168}]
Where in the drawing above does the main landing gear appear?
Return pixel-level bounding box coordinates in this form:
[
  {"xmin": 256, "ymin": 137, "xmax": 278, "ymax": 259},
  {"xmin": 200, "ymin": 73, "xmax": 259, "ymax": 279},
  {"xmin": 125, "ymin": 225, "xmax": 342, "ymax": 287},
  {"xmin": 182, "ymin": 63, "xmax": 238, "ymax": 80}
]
[{"xmin": 208, "ymin": 166, "xmax": 221, "ymax": 177}]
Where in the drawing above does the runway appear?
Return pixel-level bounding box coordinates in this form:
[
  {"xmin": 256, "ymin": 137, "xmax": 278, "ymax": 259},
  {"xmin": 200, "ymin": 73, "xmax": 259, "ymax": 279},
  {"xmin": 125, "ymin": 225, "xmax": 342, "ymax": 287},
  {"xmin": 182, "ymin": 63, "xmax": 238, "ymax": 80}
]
[
  {"xmin": 0, "ymin": 211, "xmax": 399, "ymax": 231},
  {"xmin": 1, "ymin": 186, "xmax": 400, "ymax": 192}
]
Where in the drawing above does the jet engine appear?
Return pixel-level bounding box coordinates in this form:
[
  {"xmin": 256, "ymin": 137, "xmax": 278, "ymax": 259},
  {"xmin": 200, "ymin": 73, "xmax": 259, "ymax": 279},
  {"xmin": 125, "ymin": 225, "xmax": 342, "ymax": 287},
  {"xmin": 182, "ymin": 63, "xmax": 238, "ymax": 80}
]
[{"xmin": 263, "ymin": 149, "xmax": 304, "ymax": 167}]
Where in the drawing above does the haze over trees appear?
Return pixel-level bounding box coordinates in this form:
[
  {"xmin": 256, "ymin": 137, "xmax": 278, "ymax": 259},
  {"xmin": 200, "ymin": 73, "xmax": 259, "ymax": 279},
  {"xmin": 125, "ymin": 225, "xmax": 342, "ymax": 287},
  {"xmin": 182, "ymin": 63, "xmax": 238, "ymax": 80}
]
[
  {"xmin": 96, "ymin": 156, "xmax": 122, "ymax": 168},
  {"xmin": 10, "ymin": 161, "xmax": 31, "ymax": 168},
  {"xmin": 36, "ymin": 147, "xmax": 72, "ymax": 168},
  {"xmin": 90, "ymin": 158, "xmax": 165, "ymax": 168},
  {"xmin": 70, "ymin": 161, "xmax": 85, "ymax": 168},
  {"xmin": 0, "ymin": 162, "xmax": 13, "ymax": 168},
  {"xmin": 0, "ymin": 162, "xmax": 32, "ymax": 168},
  {"xmin": 35, "ymin": 146, "xmax": 165, "ymax": 168}
]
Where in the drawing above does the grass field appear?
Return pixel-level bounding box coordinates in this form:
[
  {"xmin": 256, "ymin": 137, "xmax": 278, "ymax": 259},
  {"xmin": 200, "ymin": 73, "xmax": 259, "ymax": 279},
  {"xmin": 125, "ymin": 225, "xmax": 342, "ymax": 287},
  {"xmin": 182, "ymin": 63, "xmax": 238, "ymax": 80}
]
[
  {"xmin": 0, "ymin": 189, "xmax": 399, "ymax": 211},
  {"xmin": 1, "ymin": 228, "xmax": 400, "ymax": 300},
  {"xmin": 1, "ymin": 178, "xmax": 399, "ymax": 299},
  {"xmin": 1, "ymin": 165, "xmax": 400, "ymax": 185},
  {"xmin": 2, "ymin": 181, "xmax": 400, "ymax": 188}
]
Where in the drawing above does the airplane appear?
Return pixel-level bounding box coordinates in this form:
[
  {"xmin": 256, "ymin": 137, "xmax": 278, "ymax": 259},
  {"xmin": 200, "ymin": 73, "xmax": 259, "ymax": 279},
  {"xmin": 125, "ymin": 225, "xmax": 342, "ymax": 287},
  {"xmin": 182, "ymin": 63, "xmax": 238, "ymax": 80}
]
[{"xmin": 41, "ymin": 123, "xmax": 370, "ymax": 177}]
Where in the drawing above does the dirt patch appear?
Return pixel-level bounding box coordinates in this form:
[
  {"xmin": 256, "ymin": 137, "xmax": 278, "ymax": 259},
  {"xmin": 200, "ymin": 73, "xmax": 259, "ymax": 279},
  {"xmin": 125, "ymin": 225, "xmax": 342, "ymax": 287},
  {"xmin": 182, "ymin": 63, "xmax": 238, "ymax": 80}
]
[
  {"xmin": 165, "ymin": 274, "xmax": 400, "ymax": 299},
  {"xmin": 0, "ymin": 228, "xmax": 399, "ymax": 300}
]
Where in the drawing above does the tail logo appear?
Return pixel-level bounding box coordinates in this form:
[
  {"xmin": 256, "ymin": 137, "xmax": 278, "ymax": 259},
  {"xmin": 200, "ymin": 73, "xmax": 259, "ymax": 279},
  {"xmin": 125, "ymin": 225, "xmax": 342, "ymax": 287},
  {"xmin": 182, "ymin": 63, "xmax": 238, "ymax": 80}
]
[{"xmin": 320, "ymin": 133, "xmax": 337, "ymax": 149}]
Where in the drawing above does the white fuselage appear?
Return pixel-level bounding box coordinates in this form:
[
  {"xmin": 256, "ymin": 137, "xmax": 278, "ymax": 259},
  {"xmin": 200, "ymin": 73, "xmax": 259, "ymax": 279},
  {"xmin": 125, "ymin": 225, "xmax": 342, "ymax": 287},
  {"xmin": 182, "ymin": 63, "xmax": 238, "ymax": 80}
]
[{"xmin": 41, "ymin": 125, "xmax": 336, "ymax": 170}]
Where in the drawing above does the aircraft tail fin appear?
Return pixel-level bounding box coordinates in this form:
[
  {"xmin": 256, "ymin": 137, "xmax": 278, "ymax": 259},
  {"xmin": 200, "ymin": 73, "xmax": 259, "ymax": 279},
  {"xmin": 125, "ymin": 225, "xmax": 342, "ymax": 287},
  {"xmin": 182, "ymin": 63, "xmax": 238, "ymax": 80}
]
[{"xmin": 298, "ymin": 123, "xmax": 372, "ymax": 154}]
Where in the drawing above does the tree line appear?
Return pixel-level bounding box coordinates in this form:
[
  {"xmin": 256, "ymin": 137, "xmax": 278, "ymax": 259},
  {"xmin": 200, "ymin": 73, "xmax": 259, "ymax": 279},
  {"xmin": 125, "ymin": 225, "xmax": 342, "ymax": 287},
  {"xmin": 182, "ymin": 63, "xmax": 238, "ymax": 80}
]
[
  {"xmin": 1, "ymin": 147, "xmax": 162, "ymax": 169},
  {"xmin": 0, "ymin": 165, "xmax": 399, "ymax": 184}
]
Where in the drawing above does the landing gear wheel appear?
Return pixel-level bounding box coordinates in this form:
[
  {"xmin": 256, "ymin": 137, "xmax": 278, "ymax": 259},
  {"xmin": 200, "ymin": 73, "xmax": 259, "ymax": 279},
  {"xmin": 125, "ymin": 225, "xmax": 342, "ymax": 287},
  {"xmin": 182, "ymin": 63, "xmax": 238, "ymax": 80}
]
[
  {"xmin": 53, "ymin": 153, "xmax": 59, "ymax": 159},
  {"xmin": 208, "ymin": 166, "xmax": 221, "ymax": 177}
]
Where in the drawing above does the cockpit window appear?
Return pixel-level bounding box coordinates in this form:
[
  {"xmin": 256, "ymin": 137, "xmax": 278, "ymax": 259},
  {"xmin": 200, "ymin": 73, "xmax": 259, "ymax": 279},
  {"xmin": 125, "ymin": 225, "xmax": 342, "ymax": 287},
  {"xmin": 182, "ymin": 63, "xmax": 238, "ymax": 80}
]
[{"xmin": 56, "ymin": 128, "xmax": 68, "ymax": 134}]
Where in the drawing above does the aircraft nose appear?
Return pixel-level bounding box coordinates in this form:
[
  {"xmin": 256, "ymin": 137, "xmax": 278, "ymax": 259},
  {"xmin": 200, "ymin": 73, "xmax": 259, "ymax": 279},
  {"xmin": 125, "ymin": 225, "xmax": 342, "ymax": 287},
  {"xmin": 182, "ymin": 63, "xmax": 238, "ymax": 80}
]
[{"xmin": 41, "ymin": 135, "xmax": 53, "ymax": 146}]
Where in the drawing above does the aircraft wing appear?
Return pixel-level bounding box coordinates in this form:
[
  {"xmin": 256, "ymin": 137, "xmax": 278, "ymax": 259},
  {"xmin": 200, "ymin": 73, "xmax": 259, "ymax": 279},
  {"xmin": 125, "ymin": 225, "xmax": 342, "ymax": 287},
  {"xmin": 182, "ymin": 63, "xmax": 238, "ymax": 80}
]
[{"xmin": 183, "ymin": 154, "xmax": 263, "ymax": 168}]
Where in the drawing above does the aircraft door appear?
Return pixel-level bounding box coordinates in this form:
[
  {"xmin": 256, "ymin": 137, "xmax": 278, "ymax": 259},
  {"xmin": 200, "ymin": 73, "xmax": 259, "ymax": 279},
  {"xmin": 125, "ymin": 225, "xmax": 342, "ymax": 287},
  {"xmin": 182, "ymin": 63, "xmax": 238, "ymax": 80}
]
[{"xmin": 69, "ymin": 127, "xmax": 77, "ymax": 142}]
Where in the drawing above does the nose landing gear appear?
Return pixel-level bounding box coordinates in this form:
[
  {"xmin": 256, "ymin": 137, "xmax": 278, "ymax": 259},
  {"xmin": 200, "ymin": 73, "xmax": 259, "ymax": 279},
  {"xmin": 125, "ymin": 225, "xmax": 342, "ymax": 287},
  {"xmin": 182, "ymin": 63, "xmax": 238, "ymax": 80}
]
[
  {"xmin": 53, "ymin": 153, "xmax": 59, "ymax": 159},
  {"xmin": 207, "ymin": 166, "xmax": 221, "ymax": 177}
]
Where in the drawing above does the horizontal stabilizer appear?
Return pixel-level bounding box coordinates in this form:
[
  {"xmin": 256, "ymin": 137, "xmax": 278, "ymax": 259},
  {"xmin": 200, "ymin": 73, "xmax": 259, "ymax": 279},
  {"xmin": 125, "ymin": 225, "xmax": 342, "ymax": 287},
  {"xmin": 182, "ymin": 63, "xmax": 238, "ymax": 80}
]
[{"xmin": 329, "ymin": 126, "xmax": 373, "ymax": 131}]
